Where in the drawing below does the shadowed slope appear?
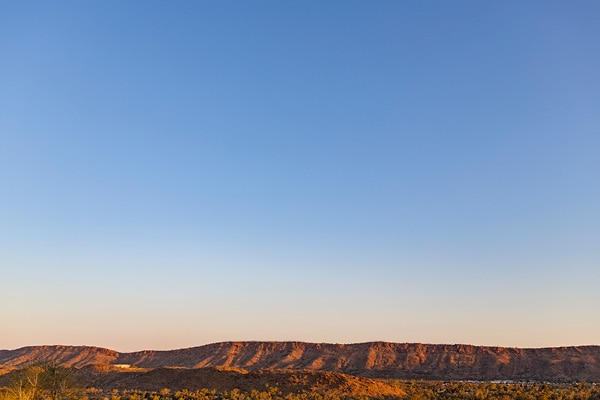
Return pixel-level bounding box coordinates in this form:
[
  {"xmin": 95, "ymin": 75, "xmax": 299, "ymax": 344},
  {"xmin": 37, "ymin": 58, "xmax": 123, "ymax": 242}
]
[{"xmin": 71, "ymin": 366, "xmax": 406, "ymax": 397}]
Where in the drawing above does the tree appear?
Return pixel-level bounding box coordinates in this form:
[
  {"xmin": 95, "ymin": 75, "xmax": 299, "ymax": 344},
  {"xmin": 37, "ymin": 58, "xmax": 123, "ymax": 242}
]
[
  {"xmin": 39, "ymin": 364, "xmax": 78, "ymax": 400},
  {"xmin": 2, "ymin": 366, "xmax": 42, "ymax": 400},
  {"xmin": 2, "ymin": 364, "xmax": 78, "ymax": 400}
]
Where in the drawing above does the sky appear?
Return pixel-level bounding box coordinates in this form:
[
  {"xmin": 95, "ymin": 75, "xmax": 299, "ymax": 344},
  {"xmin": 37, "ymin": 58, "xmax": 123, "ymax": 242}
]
[{"xmin": 1, "ymin": 1, "xmax": 599, "ymax": 352}]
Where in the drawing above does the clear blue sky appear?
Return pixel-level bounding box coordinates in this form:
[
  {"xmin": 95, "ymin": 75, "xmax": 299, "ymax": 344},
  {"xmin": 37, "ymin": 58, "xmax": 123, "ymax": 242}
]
[{"xmin": 1, "ymin": 1, "xmax": 599, "ymax": 352}]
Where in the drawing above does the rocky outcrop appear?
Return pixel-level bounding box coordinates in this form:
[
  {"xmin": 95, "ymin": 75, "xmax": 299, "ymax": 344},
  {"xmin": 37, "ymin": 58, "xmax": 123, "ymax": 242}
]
[
  {"xmin": 1, "ymin": 342, "xmax": 599, "ymax": 382},
  {"xmin": 0, "ymin": 345, "xmax": 119, "ymax": 368}
]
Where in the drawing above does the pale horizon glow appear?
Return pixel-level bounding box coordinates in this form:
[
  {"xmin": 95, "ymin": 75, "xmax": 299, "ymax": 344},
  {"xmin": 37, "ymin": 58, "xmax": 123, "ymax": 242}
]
[{"xmin": 1, "ymin": 1, "xmax": 599, "ymax": 353}]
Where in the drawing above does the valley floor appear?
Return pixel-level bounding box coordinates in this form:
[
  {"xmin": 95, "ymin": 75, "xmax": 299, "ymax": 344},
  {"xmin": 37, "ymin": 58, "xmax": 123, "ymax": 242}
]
[{"xmin": 63, "ymin": 381, "xmax": 600, "ymax": 400}]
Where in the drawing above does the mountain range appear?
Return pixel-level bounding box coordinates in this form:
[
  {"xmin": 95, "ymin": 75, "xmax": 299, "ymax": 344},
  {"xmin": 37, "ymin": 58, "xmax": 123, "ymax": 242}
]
[{"xmin": 1, "ymin": 342, "xmax": 599, "ymax": 382}]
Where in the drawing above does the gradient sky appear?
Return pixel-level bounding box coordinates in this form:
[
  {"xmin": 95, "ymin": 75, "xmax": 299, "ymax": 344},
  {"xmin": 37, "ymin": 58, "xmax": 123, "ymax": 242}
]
[{"xmin": 1, "ymin": 1, "xmax": 599, "ymax": 352}]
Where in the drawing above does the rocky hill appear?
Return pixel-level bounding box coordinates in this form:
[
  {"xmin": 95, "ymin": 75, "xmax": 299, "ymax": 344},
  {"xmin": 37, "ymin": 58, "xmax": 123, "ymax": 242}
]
[
  {"xmin": 0, "ymin": 365, "xmax": 405, "ymax": 398},
  {"xmin": 1, "ymin": 342, "xmax": 599, "ymax": 382}
]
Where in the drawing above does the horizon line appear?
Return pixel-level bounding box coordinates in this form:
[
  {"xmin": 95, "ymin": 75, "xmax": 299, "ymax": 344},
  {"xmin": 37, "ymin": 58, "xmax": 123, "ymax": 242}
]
[{"xmin": 4, "ymin": 340, "xmax": 600, "ymax": 353}]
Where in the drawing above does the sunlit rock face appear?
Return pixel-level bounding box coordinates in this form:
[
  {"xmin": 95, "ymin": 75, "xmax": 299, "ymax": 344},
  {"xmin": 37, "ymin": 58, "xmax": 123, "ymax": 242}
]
[{"xmin": 1, "ymin": 342, "xmax": 600, "ymax": 382}]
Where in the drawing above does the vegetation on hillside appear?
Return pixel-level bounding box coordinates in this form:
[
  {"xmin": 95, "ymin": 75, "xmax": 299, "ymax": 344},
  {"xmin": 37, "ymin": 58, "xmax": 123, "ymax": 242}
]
[{"xmin": 2, "ymin": 365, "xmax": 600, "ymax": 400}]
